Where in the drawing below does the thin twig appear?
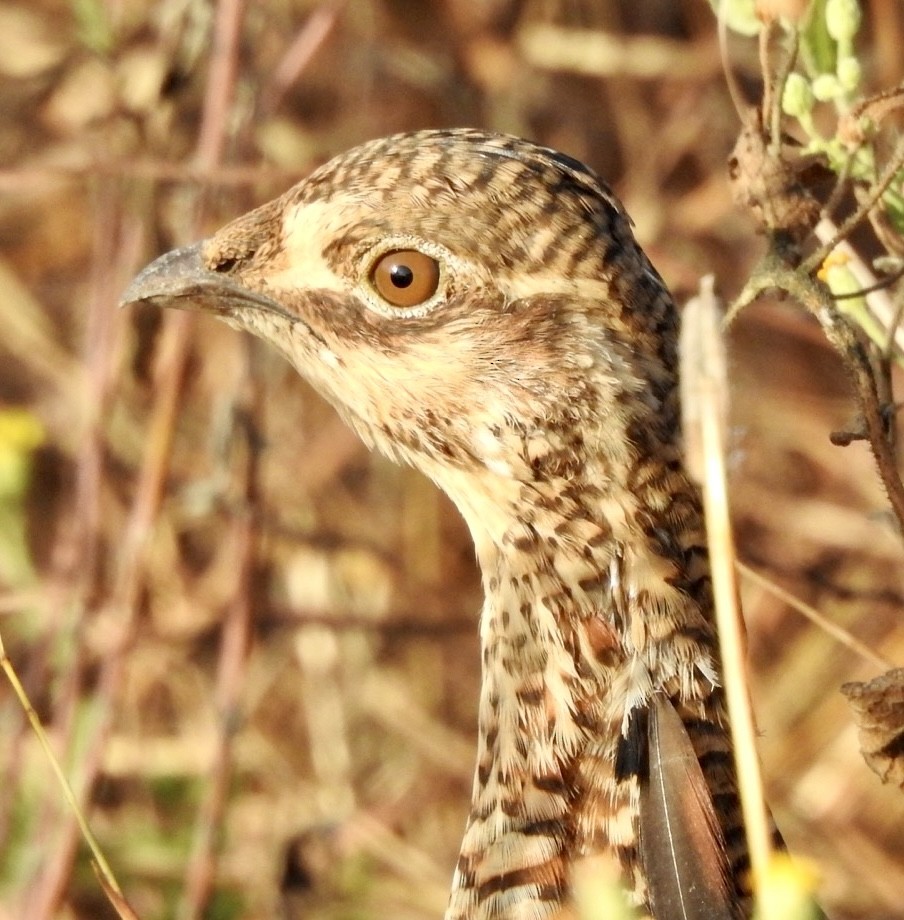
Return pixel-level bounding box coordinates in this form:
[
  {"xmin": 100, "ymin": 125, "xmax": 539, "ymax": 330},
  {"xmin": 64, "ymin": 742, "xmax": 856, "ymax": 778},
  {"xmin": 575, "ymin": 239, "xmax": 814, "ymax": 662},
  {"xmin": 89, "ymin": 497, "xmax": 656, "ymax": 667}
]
[
  {"xmin": 802, "ymin": 132, "xmax": 904, "ymax": 276},
  {"xmin": 883, "ymin": 294, "xmax": 904, "ymax": 361},
  {"xmin": 178, "ymin": 423, "xmax": 257, "ymax": 920},
  {"xmin": 171, "ymin": 2, "xmax": 249, "ymax": 917},
  {"xmin": 23, "ymin": 184, "xmax": 141, "ymax": 920},
  {"xmin": 737, "ymin": 562, "xmax": 895, "ymax": 671},
  {"xmin": 194, "ymin": 0, "xmax": 246, "ymax": 176},
  {"xmin": 813, "ymin": 218, "xmax": 904, "ymax": 359},
  {"xmin": 830, "ymin": 264, "xmax": 904, "ymax": 300},
  {"xmin": 743, "ymin": 255, "xmax": 904, "ymax": 535},
  {"xmin": 717, "ymin": 1, "xmax": 749, "ymax": 123},
  {"xmin": 260, "ymin": 3, "xmax": 343, "ymax": 115},
  {"xmin": 177, "ymin": 380, "xmax": 260, "ymax": 920},
  {"xmin": 762, "ymin": 20, "xmax": 798, "ymax": 155},
  {"xmin": 822, "ymin": 150, "xmax": 856, "ymax": 223},
  {"xmin": 0, "ymin": 161, "xmax": 308, "ymax": 193}
]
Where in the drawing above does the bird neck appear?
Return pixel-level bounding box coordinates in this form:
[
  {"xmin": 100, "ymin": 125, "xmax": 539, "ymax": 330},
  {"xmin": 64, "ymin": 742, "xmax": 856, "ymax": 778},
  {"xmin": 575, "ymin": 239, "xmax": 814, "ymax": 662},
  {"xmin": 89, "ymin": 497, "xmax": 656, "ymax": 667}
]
[
  {"xmin": 439, "ymin": 415, "xmax": 723, "ymax": 919},
  {"xmin": 464, "ymin": 437, "xmax": 716, "ymax": 733}
]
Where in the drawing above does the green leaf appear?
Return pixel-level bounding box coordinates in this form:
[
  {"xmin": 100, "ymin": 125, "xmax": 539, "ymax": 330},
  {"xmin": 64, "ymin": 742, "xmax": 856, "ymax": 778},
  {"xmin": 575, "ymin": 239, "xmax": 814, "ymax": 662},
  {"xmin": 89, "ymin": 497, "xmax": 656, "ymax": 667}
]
[{"xmin": 800, "ymin": 0, "xmax": 837, "ymax": 75}]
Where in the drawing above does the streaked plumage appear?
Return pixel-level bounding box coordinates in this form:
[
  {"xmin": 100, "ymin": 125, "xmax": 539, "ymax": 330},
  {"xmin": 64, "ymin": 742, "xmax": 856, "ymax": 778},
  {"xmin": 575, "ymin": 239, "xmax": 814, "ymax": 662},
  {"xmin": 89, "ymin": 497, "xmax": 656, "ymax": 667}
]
[{"xmin": 122, "ymin": 129, "xmax": 751, "ymax": 919}]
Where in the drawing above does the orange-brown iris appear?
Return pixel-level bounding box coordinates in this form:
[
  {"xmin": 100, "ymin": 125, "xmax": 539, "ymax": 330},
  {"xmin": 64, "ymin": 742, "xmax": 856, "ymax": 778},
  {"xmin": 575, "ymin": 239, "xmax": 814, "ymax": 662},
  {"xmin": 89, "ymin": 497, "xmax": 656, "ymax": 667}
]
[{"xmin": 371, "ymin": 249, "xmax": 441, "ymax": 308}]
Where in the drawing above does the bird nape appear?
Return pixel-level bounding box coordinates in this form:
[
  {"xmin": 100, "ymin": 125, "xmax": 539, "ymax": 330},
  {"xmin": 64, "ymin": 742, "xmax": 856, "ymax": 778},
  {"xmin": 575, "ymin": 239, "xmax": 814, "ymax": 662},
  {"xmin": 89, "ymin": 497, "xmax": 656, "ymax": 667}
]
[{"xmin": 122, "ymin": 129, "xmax": 752, "ymax": 920}]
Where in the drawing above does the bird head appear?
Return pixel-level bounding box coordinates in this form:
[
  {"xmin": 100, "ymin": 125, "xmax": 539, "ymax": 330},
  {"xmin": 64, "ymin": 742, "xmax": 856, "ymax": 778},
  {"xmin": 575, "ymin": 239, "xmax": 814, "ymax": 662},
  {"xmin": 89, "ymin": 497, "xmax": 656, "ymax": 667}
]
[{"xmin": 122, "ymin": 130, "xmax": 680, "ymax": 550}]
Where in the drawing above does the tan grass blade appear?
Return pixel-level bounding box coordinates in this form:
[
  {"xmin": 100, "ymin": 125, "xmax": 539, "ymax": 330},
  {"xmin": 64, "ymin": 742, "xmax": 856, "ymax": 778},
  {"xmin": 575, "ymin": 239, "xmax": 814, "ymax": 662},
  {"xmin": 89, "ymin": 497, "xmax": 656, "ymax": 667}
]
[{"xmin": 0, "ymin": 627, "xmax": 137, "ymax": 917}]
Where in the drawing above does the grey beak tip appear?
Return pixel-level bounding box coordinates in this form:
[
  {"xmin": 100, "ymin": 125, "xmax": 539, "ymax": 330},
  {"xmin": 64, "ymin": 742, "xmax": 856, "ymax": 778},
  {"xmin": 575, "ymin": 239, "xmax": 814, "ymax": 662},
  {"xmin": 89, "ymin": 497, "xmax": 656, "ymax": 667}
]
[{"xmin": 119, "ymin": 241, "xmax": 205, "ymax": 309}]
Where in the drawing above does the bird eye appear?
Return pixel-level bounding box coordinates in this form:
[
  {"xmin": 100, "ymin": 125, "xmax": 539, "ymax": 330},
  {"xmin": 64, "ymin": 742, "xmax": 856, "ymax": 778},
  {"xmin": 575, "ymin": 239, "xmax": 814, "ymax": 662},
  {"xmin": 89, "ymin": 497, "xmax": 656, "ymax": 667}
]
[{"xmin": 371, "ymin": 249, "xmax": 441, "ymax": 308}]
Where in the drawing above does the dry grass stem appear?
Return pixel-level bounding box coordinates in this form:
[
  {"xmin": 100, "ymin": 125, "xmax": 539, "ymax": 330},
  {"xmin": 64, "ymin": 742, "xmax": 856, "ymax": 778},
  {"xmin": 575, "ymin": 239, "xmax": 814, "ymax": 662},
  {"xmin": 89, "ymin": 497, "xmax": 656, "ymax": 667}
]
[
  {"xmin": 681, "ymin": 278, "xmax": 774, "ymax": 887},
  {"xmin": 0, "ymin": 630, "xmax": 128, "ymax": 908},
  {"xmin": 737, "ymin": 562, "xmax": 895, "ymax": 672}
]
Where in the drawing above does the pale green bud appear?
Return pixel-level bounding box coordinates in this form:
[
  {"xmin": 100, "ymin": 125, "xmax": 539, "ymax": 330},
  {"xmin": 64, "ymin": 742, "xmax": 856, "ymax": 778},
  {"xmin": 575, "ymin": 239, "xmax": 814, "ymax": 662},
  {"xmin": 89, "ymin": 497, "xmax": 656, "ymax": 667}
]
[
  {"xmin": 782, "ymin": 72, "xmax": 815, "ymax": 119},
  {"xmin": 710, "ymin": 0, "xmax": 761, "ymax": 37},
  {"xmin": 837, "ymin": 56, "xmax": 862, "ymax": 92},
  {"xmin": 812, "ymin": 73, "xmax": 841, "ymax": 101},
  {"xmin": 826, "ymin": 0, "xmax": 862, "ymax": 43}
]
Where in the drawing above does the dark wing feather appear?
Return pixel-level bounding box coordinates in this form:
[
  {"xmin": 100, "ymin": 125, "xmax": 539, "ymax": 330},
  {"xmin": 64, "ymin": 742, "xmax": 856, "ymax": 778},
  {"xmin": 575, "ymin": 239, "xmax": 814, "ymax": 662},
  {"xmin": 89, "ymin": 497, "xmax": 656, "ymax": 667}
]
[{"xmin": 639, "ymin": 695, "xmax": 740, "ymax": 920}]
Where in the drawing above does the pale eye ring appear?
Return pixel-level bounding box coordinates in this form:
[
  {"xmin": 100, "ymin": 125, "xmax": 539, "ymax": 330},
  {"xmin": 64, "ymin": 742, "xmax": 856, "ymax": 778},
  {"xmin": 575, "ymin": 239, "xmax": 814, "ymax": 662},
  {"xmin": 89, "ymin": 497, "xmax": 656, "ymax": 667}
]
[{"xmin": 371, "ymin": 249, "xmax": 441, "ymax": 308}]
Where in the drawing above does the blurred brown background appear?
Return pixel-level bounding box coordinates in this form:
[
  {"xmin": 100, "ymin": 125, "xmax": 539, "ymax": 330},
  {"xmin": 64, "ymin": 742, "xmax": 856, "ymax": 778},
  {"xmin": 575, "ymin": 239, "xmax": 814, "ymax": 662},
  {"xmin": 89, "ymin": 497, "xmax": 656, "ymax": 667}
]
[{"xmin": 0, "ymin": 1, "xmax": 902, "ymax": 918}]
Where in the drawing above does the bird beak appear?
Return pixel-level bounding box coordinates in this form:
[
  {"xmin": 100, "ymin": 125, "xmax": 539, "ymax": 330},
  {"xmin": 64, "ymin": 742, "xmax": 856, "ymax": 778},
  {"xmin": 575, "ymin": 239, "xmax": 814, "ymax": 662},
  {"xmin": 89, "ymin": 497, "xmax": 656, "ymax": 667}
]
[{"xmin": 119, "ymin": 241, "xmax": 280, "ymax": 317}]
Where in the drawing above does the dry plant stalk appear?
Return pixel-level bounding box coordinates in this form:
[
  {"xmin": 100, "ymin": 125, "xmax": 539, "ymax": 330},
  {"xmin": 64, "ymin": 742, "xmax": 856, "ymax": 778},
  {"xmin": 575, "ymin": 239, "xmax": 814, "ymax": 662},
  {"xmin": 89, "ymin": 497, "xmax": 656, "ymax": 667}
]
[{"xmin": 680, "ymin": 278, "xmax": 774, "ymax": 888}]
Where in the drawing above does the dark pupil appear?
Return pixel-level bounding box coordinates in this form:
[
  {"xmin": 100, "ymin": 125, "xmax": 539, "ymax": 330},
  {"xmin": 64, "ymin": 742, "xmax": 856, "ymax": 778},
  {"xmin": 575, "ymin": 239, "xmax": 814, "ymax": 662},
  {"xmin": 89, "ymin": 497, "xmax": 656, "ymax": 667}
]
[{"xmin": 389, "ymin": 263, "xmax": 414, "ymax": 288}]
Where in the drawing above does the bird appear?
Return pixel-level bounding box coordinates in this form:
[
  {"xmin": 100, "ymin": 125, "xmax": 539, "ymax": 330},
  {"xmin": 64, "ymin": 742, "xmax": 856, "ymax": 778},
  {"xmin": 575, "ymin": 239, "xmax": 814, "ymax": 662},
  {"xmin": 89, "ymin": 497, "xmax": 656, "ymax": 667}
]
[{"xmin": 122, "ymin": 128, "xmax": 751, "ymax": 920}]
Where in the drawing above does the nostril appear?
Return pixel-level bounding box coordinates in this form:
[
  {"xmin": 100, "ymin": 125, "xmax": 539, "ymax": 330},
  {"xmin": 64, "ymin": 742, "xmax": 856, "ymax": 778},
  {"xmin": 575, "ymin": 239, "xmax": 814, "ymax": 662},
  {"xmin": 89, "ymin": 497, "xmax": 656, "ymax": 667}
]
[{"xmin": 212, "ymin": 257, "xmax": 240, "ymax": 274}]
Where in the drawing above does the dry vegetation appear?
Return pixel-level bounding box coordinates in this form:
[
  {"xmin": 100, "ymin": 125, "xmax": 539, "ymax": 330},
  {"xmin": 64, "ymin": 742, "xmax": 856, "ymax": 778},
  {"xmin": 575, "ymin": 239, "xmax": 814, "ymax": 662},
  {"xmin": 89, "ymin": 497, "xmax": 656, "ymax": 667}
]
[{"xmin": 0, "ymin": 1, "xmax": 902, "ymax": 919}]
